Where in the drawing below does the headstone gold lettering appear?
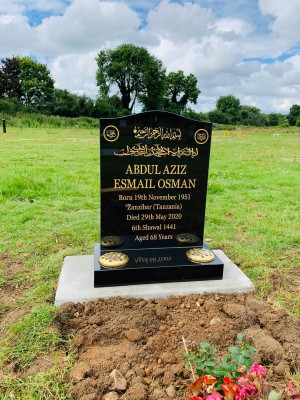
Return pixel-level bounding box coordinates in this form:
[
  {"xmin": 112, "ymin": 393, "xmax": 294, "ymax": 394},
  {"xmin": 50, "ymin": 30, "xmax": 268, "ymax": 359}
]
[{"xmin": 94, "ymin": 111, "xmax": 224, "ymax": 286}]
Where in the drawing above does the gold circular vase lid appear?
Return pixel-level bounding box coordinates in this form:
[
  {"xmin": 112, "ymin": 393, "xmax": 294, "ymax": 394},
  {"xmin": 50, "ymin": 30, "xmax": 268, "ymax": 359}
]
[
  {"xmin": 186, "ymin": 248, "xmax": 215, "ymax": 263},
  {"xmin": 175, "ymin": 233, "xmax": 200, "ymax": 244},
  {"xmin": 99, "ymin": 251, "xmax": 129, "ymax": 269},
  {"xmin": 101, "ymin": 236, "xmax": 123, "ymax": 248}
]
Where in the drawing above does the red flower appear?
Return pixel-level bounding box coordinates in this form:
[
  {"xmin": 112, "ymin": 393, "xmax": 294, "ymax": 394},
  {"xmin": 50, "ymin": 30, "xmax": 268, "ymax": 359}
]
[
  {"xmin": 187, "ymin": 397, "xmax": 203, "ymax": 400},
  {"xmin": 249, "ymin": 363, "xmax": 266, "ymax": 377},
  {"xmin": 207, "ymin": 391, "xmax": 223, "ymax": 400},
  {"xmin": 285, "ymin": 382, "xmax": 300, "ymax": 399},
  {"xmin": 237, "ymin": 374, "xmax": 251, "ymax": 387},
  {"xmin": 240, "ymin": 385, "xmax": 259, "ymax": 399},
  {"xmin": 224, "ymin": 377, "xmax": 235, "ymax": 385},
  {"xmin": 190, "ymin": 376, "xmax": 218, "ymax": 393},
  {"xmin": 221, "ymin": 379, "xmax": 240, "ymax": 400}
]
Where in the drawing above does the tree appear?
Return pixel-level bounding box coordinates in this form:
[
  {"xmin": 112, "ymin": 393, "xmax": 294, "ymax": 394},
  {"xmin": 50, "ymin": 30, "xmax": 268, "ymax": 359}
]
[
  {"xmin": 93, "ymin": 95, "xmax": 130, "ymax": 118},
  {"xmin": 0, "ymin": 98, "xmax": 24, "ymax": 115},
  {"xmin": 239, "ymin": 105, "xmax": 266, "ymax": 126},
  {"xmin": 183, "ymin": 108, "xmax": 208, "ymax": 122},
  {"xmin": 0, "ymin": 56, "xmax": 54, "ymax": 106},
  {"xmin": 216, "ymin": 94, "xmax": 241, "ymax": 123},
  {"xmin": 278, "ymin": 115, "xmax": 289, "ymax": 127},
  {"xmin": 46, "ymin": 89, "xmax": 95, "ymax": 117},
  {"xmin": 287, "ymin": 104, "xmax": 300, "ymax": 126},
  {"xmin": 0, "ymin": 56, "xmax": 23, "ymax": 100},
  {"xmin": 18, "ymin": 57, "xmax": 54, "ymax": 105},
  {"xmin": 47, "ymin": 89, "xmax": 80, "ymax": 117},
  {"xmin": 164, "ymin": 70, "xmax": 200, "ymax": 114},
  {"xmin": 267, "ymin": 113, "xmax": 281, "ymax": 126},
  {"xmin": 96, "ymin": 44, "xmax": 166, "ymax": 112},
  {"xmin": 208, "ymin": 109, "xmax": 230, "ymax": 124}
]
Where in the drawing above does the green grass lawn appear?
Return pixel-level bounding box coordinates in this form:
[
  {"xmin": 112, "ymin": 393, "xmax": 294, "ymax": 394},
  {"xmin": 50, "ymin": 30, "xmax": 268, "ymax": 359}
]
[
  {"xmin": 207, "ymin": 127, "xmax": 300, "ymax": 310},
  {"xmin": 0, "ymin": 125, "xmax": 299, "ymax": 398}
]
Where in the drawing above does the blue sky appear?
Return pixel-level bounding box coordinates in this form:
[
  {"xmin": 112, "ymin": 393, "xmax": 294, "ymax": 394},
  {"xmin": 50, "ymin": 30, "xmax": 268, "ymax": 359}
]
[{"xmin": 1, "ymin": 0, "xmax": 300, "ymax": 113}]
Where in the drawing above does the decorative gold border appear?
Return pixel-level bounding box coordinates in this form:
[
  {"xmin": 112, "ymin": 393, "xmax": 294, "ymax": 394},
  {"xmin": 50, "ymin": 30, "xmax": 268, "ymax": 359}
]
[
  {"xmin": 194, "ymin": 129, "xmax": 209, "ymax": 145},
  {"xmin": 103, "ymin": 125, "xmax": 119, "ymax": 142}
]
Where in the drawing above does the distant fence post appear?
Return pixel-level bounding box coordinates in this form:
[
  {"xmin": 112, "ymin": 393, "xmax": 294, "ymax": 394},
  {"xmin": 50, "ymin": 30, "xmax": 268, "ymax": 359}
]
[{"xmin": 2, "ymin": 119, "xmax": 6, "ymax": 133}]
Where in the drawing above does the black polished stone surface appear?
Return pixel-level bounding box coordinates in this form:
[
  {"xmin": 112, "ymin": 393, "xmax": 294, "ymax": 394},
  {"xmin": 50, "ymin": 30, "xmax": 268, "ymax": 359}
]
[
  {"xmin": 100, "ymin": 111, "xmax": 211, "ymax": 245},
  {"xmin": 96, "ymin": 111, "xmax": 224, "ymax": 286},
  {"xmin": 94, "ymin": 243, "xmax": 223, "ymax": 287}
]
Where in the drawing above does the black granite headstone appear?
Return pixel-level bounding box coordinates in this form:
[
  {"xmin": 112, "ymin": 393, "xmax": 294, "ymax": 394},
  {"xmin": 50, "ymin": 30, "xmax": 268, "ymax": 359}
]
[{"xmin": 94, "ymin": 111, "xmax": 223, "ymax": 286}]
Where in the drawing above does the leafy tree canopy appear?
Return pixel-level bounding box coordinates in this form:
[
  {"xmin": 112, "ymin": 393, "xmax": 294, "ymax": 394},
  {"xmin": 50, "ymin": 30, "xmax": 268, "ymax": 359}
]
[
  {"xmin": 208, "ymin": 108, "xmax": 230, "ymax": 124},
  {"xmin": 94, "ymin": 95, "xmax": 130, "ymax": 118},
  {"xmin": 164, "ymin": 70, "xmax": 200, "ymax": 113},
  {"xmin": 0, "ymin": 56, "xmax": 54, "ymax": 106},
  {"xmin": 267, "ymin": 113, "xmax": 281, "ymax": 126},
  {"xmin": 45, "ymin": 89, "xmax": 94, "ymax": 118},
  {"xmin": 18, "ymin": 57, "xmax": 54, "ymax": 105},
  {"xmin": 239, "ymin": 105, "xmax": 266, "ymax": 126},
  {"xmin": 287, "ymin": 104, "xmax": 300, "ymax": 126},
  {"xmin": 0, "ymin": 56, "xmax": 23, "ymax": 100},
  {"xmin": 216, "ymin": 94, "xmax": 241, "ymax": 123},
  {"xmin": 96, "ymin": 44, "xmax": 166, "ymax": 112}
]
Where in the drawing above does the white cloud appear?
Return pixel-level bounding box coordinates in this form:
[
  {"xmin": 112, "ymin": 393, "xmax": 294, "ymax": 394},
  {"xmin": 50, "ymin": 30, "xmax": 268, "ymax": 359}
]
[
  {"xmin": 259, "ymin": 0, "xmax": 300, "ymax": 44},
  {"xmin": 147, "ymin": 0, "xmax": 215, "ymax": 41},
  {"xmin": 35, "ymin": 0, "xmax": 141, "ymax": 56},
  {"xmin": 0, "ymin": 0, "xmax": 300, "ymax": 112},
  {"xmin": 0, "ymin": 13, "xmax": 34, "ymax": 55},
  {"xmin": 212, "ymin": 17, "xmax": 253, "ymax": 37},
  {"xmin": 50, "ymin": 51, "xmax": 99, "ymax": 97}
]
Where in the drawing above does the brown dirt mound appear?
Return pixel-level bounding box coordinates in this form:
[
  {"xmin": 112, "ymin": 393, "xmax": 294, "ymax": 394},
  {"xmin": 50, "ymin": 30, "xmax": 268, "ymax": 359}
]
[{"xmin": 58, "ymin": 293, "xmax": 300, "ymax": 400}]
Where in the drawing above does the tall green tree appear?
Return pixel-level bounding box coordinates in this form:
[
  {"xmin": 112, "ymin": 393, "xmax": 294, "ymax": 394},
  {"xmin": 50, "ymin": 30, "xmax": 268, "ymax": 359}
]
[
  {"xmin": 164, "ymin": 70, "xmax": 200, "ymax": 114},
  {"xmin": 94, "ymin": 95, "xmax": 130, "ymax": 118},
  {"xmin": 287, "ymin": 104, "xmax": 300, "ymax": 126},
  {"xmin": 208, "ymin": 109, "xmax": 230, "ymax": 124},
  {"xmin": 216, "ymin": 94, "xmax": 241, "ymax": 123},
  {"xmin": 267, "ymin": 113, "xmax": 281, "ymax": 126},
  {"xmin": 96, "ymin": 44, "xmax": 166, "ymax": 112},
  {"xmin": 18, "ymin": 57, "xmax": 54, "ymax": 105},
  {"xmin": 46, "ymin": 89, "xmax": 95, "ymax": 117},
  {"xmin": 0, "ymin": 56, "xmax": 23, "ymax": 100},
  {"xmin": 239, "ymin": 105, "xmax": 266, "ymax": 126},
  {"xmin": 0, "ymin": 56, "xmax": 54, "ymax": 106}
]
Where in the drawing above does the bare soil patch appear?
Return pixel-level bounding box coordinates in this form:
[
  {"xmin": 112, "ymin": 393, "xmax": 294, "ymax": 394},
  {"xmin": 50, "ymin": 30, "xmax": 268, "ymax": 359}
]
[{"xmin": 59, "ymin": 293, "xmax": 300, "ymax": 400}]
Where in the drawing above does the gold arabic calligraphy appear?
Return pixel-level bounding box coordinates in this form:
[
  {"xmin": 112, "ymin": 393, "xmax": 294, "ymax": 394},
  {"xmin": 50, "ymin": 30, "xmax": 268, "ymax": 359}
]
[
  {"xmin": 133, "ymin": 126, "xmax": 181, "ymax": 140},
  {"xmin": 114, "ymin": 144, "xmax": 198, "ymax": 158}
]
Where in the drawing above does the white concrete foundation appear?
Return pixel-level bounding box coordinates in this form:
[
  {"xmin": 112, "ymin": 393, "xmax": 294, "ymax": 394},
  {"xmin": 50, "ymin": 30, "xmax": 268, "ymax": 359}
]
[{"xmin": 54, "ymin": 251, "xmax": 254, "ymax": 306}]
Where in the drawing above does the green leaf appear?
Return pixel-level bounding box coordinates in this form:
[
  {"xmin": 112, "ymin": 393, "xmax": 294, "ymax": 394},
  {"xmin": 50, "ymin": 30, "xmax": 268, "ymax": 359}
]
[
  {"xmin": 241, "ymin": 350, "xmax": 251, "ymax": 358},
  {"xmin": 236, "ymin": 333, "xmax": 244, "ymax": 342},
  {"xmin": 213, "ymin": 369, "xmax": 228, "ymax": 377},
  {"xmin": 223, "ymin": 365, "xmax": 231, "ymax": 373},
  {"xmin": 268, "ymin": 390, "xmax": 283, "ymax": 400},
  {"xmin": 204, "ymin": 360, "xmax": 217, "ymax": 367},
  {"xmin": 196, "ymin": 367, "xmax": 205, "ymax": 375},
  {"xmin": 229, "ymin": 364, "xmax": 237, "ymax": 372},
  {"xmin": 229, "ymin": 346, "xmax": 240, "ymax": 354},
  {"xmin": 244, "ymin": 359, "xmax": 253, "ymax": 368}
]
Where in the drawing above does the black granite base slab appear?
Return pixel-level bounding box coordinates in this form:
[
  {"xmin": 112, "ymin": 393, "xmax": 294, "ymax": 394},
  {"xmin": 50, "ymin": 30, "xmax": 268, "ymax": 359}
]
[{"xmin": 94, "ymin": 242, "xmax": 224, "ymax": 287}]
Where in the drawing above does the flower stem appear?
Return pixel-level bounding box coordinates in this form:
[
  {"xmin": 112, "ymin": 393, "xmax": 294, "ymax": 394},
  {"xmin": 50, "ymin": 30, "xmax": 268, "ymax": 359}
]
[{"xmin": 182, "ymin": 336, "xmax": 196, "ymax": 382}]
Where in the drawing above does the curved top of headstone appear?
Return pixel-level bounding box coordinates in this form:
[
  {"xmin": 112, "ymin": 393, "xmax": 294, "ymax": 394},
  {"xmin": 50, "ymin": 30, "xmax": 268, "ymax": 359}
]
[{"xmin": 100, "ymin": 110, "xmax": 211, "ymax": 129}]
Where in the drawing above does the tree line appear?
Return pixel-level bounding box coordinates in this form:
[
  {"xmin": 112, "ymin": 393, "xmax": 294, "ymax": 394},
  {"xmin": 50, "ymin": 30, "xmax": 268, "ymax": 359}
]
[{"xmin": 1, "ymin": 44, "xmax": 300, "ymax": 127}]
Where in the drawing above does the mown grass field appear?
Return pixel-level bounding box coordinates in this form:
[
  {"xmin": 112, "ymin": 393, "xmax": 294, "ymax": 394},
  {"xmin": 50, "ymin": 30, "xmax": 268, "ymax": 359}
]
[{"xmin": 0, "ymin": 125, "xmax": 299, "ymax": 399}]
